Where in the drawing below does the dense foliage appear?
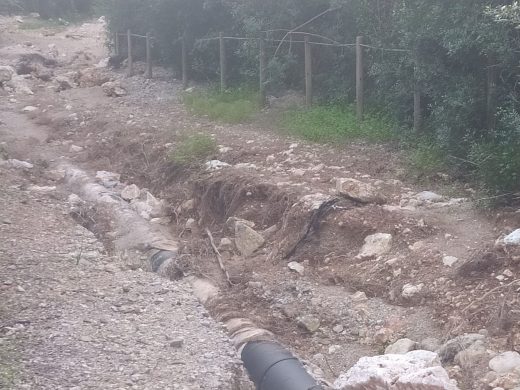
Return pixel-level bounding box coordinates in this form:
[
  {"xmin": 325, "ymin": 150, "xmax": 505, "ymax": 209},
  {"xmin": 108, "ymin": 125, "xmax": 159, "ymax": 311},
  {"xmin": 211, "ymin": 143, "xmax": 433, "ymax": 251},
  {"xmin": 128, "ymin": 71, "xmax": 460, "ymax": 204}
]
[{"xmin": 9, "ymin": 0, "xmax": 520, "ymax": 198}]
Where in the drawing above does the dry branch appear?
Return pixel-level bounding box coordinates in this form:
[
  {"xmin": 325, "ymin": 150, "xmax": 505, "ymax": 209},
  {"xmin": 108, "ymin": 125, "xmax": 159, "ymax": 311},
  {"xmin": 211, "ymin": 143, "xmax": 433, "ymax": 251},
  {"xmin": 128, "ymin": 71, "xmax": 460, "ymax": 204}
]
[{"xmin": 205, "ymin": 228, "xmax": 233, "ymax": 286}]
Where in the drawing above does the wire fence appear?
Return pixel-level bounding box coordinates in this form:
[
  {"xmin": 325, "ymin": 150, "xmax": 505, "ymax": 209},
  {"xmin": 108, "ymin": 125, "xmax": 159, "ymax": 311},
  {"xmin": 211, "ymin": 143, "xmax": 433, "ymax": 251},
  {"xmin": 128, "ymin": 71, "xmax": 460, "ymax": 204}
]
[{"xmin": 113, "ymin": 29, "xmax": 498, "ymax": 133}]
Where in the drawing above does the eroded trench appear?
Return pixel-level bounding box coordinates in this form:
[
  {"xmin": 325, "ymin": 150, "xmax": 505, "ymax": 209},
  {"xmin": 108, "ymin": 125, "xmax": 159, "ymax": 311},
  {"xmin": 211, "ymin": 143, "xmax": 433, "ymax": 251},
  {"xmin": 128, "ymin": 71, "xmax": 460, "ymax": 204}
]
[{"xmin": 61, "ymin": 157, "xmax": 463, "ymax": 388}]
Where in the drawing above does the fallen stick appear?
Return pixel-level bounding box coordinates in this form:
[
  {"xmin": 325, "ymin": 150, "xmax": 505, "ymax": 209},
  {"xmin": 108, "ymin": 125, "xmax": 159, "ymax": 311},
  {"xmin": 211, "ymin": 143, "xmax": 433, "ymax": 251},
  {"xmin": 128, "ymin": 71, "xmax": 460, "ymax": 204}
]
[{"xmin": 205, "ymin": 228, "xmax": 233, "ymax": 286}]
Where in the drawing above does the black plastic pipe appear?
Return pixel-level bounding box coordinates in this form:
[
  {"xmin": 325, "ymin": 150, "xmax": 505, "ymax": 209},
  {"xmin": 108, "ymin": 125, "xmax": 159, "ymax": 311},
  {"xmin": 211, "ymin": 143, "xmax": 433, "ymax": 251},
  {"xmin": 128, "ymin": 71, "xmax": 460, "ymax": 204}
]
[{"xmin": 242, "ymin": 341, "xmax": 323, "ymax": 390}]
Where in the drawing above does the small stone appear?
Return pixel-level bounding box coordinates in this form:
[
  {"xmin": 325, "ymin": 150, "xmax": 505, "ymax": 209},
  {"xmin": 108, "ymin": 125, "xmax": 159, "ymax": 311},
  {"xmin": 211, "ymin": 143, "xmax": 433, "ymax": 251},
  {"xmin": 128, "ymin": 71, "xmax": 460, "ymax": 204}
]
[
  {"xmin": 185, "ymin": 218, "xmax": 197, "ymax": 231},
  {"xmin": 385, "ymin": 338, "xmax": 417, "ymax": 354},
  {"xmin": 443, "ymin": 256, "xmax": 459, "ymax": 267},
  {"xmin": 288, "ymin": 261, "xmax": 305, "ymax": 275},
  {"xmin": 170, "ymin": 338, "xmax": 184, "ymax": 348},
  {"xmin": 374, "ymin": 328, "xmax": 393, "ymax": 344},
  {"xmin": 16, "ymin": 285, "xmax": 26, "ymax": 293},
  {"xmin": 503, "ymin": 269, "xmax": 514, "ymax": 278},
  {"xmin": 333, "ymin": 325, "xmax": 344, "ymax": 333},
  {"xmin": 489, "ymin": 351, "xmax": 520, "ymax": 374},
  {"xmin": 70, "ymin": 145, "xmax": 84, "ymax": 153},
  {"xmin": 218, "ymin": 238, "xmax": 234, "ymax": 251},
  {"xmin": 181, "ymin": 199, "xmax": 195, "ymax": 211},
  {"xmin": 401, "ymin": 283, "xmax": 424, "ymax": 299},
  {"xmin": 350, "ymin": 291, "xmax": 368, "ymax": 304},
  {"xmin": 121, "ymin": 184, "xmax": 140, "ymax": 201},
  {"xmin": 297, "ymin": 315, "xmax": 321, "ymax": 333},
  {"xmin": 22, "ymin": 105, "xmax": 38, "ymax": 112}
]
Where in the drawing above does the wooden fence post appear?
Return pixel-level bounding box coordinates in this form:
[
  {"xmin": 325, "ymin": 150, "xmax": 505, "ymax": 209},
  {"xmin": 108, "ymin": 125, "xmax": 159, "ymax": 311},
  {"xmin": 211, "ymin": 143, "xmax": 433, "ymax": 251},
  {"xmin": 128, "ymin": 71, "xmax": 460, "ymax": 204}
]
[
  {"xmin": 127, "ymin": 29, "xmax": 133, "ymax": 77},
  {"xmin": 259, "ymin": 37, "xmax": 267, "ymax": 107},
  {"xmin": 304, "ymin": 35, "xmax": 313, "ymax": 107},
  {"xmin": 145, "ymin": 32, "xmax": 152, "ymax": 79},
  {"xmin": 413, "ymin": 83, "xmax": 422, "ymax": 133},
  {"xmin": 219, "ymin": 32, "xmax": 227, "ymax": 92},
  {"xmin": 413, "ymin": 53, "xmax": 422, "ymax": 132},
  {"xmin": 487, "ymin": 58, "xmax": 497, "ymax": 131},
  {"xmin": 182, "ymin": 34, "xmax": 188, "ymax": 89},
  {"xmin": 114, "ymin": 32, "xmax": 119, "ymax": 56},
  {"xmin": 356, "ymin": 36, "xmax": 364, "ymax": 121}
]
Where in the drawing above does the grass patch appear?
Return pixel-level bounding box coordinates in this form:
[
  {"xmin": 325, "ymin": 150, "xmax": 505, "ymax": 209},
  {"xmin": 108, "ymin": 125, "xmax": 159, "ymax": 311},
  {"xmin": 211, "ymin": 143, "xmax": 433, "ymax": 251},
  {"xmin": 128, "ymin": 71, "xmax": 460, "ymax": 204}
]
[
  {"xmin": 183, "ymin": 87, "xmax": 260, "ymax": 124},
  {"xmin": 405, "ymin": 140, "xmax": 448, "ymax": 178},
  {"xmin": 280, "ymin": 105, "xmax": 397, "ymax": 143},
  {"xmin": 170, "ymin": 133, "xmax": 217, "ymax": 166}
]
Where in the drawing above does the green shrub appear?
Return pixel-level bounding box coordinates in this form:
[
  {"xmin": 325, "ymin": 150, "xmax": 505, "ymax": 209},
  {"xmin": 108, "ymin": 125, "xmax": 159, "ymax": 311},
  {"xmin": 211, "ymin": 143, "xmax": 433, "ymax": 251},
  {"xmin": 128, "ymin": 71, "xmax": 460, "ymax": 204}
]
[
  {"xmin": 470, "ymin": 142, "xmax": 520, "ymax": 195},
  {"xmin": 405, "ymin": 141, "xmax": 448, "ymax": 178},
  {"xmin": 280, "ymin": 105, "xmax": 397, "ymax": 143},
  {"xmin": 183, "ymin": 88, "xmax": 260, "ymax": 124},
  {"xmin": 170, "ymin": 133, "xmax": 217, "ymax": 166}
]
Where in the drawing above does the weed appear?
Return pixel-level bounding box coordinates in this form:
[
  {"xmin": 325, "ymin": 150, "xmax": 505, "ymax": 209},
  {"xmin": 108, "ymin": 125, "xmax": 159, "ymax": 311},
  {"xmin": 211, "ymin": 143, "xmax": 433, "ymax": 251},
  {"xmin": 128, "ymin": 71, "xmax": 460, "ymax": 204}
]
[
  {"xmin": 170, "ymin": 133, "xmax": 217, "ymax": 166},
  {"xmin": 183, "ymin": 87, "xmax": 260, "ymax": 124},
  {"xmin": 279, "ymin": 105, "xmax": 397, "ymax": 143},
  {"xmin": 405, "ymin": 141, "xmax": 448, "ymax": 179}
]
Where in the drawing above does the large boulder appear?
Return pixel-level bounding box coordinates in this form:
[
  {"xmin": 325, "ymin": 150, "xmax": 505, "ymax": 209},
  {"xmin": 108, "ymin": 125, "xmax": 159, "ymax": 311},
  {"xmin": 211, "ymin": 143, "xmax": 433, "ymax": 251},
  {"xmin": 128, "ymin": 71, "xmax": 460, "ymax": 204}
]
[
  {"xmin": 101, "ymin": 81, "xmax": 127, "ymax": 97},
  {"xmin": 235, "ymin": 221, "xmax": 265, "ymax": 257},
  {"xmin": 336, "ymin": 178, "xmax": 385, "ymax": 204},
  {"xmin": 334, "ymin": 350, "xmax": 459, "ymax": 390},
  {"xmin": 357, "ymin": 233, "xmax": 393, "ymax": 259},
  {"xmin": 489, "ymin": 352, "xmax": 520, "ymax": 374},
  {"xmin": 504, "ymin": 229, "xmax": 520, "ymax": 246}
]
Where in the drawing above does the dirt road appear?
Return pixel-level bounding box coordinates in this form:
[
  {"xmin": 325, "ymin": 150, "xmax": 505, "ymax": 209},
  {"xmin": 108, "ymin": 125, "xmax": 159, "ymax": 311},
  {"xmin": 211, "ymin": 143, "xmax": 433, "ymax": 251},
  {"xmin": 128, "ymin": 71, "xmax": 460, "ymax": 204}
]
[{"xmin": 1, "ymin": 15, "xmax": 520, "ymax": 390}]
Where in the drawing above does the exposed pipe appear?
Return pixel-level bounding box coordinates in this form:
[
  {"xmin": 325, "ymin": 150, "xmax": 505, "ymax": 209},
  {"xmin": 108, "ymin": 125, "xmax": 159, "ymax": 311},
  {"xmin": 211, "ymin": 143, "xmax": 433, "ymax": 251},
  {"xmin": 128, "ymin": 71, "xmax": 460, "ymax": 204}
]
[{"xmin": 242, "ymin": 341, "xmax": 323, "ymax": 390}]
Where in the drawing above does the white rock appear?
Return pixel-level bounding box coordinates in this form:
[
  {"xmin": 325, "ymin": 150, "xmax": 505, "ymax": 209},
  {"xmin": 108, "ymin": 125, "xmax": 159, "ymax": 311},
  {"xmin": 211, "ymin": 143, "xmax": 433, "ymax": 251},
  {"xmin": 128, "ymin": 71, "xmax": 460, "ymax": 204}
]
[
  {"xmin": 385, "ymin": 338, "xmax": 417, "ymax": 354},
  {"xmin": 443, "ymin": 256, "xmax": 459, "ymax": 267},
  {"xmin": 28, "ymin": 185, "xmax": 56, "ymax": 193},
  {"xmin": 416, "ymin": 191, "xmax": 444, "ymax": 203},
  {"xmin": 357, "ymin": 233, "xmax": 393, "ymax": 259},
  {"xmin": 288, "ymin": 261, "xmax": 305, "ymax": 275},
  {"xmin": 121, "ymin": 184, "xmax": 140, "ymax": 201},
  {"xmin": 489, "ymin": 352, "xmax": 520, "ymax": 374},
  {"xmin": 235, "ymin": 222, "xmax": 265, "ymax": 257},
  {"xmin": 185, "ymin": 218, "xmax": 197, "ymax": 230},
  {"xmin": 0, "ymin": 65, "xmax": 15, "ymax": 83},
  {"xmin": 504, "ymin": 229, "xmax": 520, "ymax": 246},
  {"xmin": 22, "ymin": 105, "xmax": 38, "ymax": 112},
  {"xmin": 402, "ymin": 283, "xmax": 424, "ymax": 299},
  {"xmin": 297, "ymin": 315, "xmax": 320, "ymax": 333},
  {"xmin": 1, "ymin": 159, "xmax": 34, "ymax": 169},
  {"xmin": 218, "ymin": 238, "xmax": 234, "ymax": 251},
  {"xmin": 205, "ymin": 160, "xmax": 231, "ymax": 171},
  {"xmin": 503, "ymin": 269, "xmax": 514, "ymax": 278},
  {"xmin": 336, "ymin": 178, "xmax": 384, "ymax": 204},
  {"xmin": 131, "ymin": 191, "xmax": 166, "ymax": 220},
  {"xmin": 8, "ymin": 75, "xmax": 33, "ymax": 95},
  {"xmin": 101, "ymin": 81, "xmax": 127, "ymax": 97},
  {"xmin": 334, "ymin": 350, "xmax": 458, "ymax": 390},
  {"xmin": 69, "ymin": 145, "xmax": 84, "ymax": 153}
]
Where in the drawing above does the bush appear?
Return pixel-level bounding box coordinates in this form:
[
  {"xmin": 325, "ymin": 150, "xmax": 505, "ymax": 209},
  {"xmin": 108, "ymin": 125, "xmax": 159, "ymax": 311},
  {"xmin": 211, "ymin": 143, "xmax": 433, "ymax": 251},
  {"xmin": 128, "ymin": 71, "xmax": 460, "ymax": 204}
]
[
  {"xmin": 470, "ymin": 142, "xmax": 520, "ymax": 195},
  {"xmin": 170, "ymin": 133, "xmax": 217, "ymax": 166},
  {"xmin": 280, "ymin": 105, "xmax": 397, "ymax": 143},
  {"xmin": 405, "ymin": 140, "xmax": 448, "ymax": 179},
  {"xmin": 183, "ymin": 87, "xmax": 260, "ymax": 124}
]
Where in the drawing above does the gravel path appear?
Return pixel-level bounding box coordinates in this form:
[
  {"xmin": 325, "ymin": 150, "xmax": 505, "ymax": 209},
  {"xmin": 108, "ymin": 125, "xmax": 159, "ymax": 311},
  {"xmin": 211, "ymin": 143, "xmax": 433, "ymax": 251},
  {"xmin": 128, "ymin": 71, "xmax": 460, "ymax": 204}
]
[{"xmin": 0, "ymin": 168, "xmax": 242, "ymax": 389}]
